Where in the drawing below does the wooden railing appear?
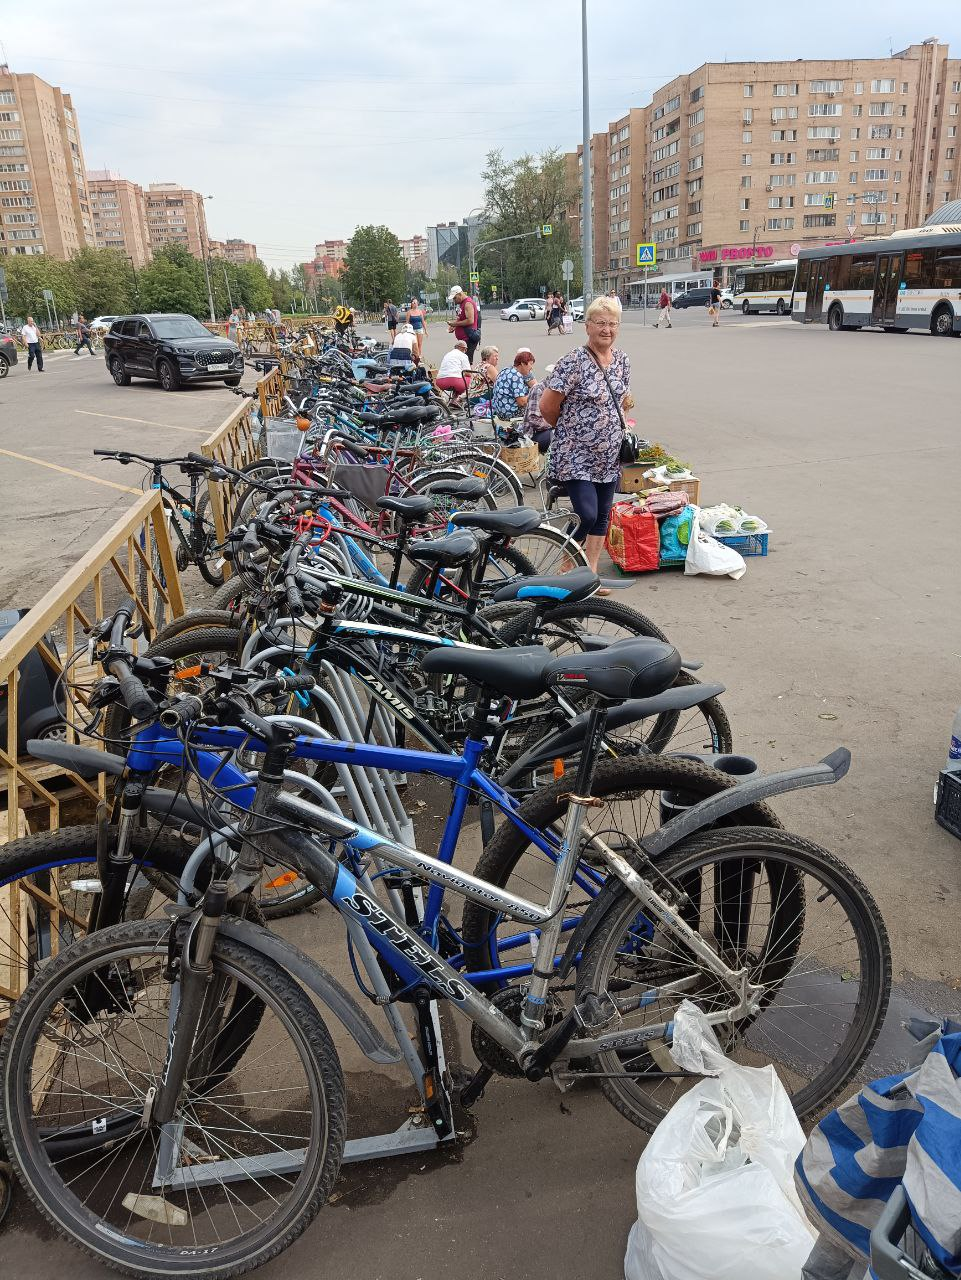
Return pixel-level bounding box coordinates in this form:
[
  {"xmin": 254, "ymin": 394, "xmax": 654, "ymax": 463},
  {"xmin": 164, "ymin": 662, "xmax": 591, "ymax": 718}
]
[
  {"xmin": 0, "ymin": 491, "xmax": 184, "ymax": 1003},
  {"xmin": 199, "ymin": 397, "xmax": 262, "ymax": 561},
  {"xmin": 257, "ymin": 365, "xmax": 286, "ymax": 419}
]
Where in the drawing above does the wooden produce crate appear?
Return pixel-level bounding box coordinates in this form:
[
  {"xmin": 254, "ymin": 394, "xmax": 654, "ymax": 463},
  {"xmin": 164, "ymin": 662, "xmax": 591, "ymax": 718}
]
[{"xmin": 619, "ymin": 467, "xmax": 701, "ymax": 505}]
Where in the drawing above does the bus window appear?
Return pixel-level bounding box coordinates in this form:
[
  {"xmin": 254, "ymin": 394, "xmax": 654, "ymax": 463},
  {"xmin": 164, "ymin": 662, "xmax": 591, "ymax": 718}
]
[
  {"xmin": 849, "ymin": 255, "xmax": 875, "ymax": 290},
  {"xmin": 733, "ymin": 270, "xmax": 746, "ymax": 295},
  {"xmin": 795, "ymin": 259, "xmax": 811, "ymax": 290},
  {"xmin": 933, "ymin": 247, "xmax": 961, "ymax": 289},
  {"xmin": 904, "ymin": 249, "xmax": 925, "ymax": 288},
  {"xmin": 831, "ymin": 256, "xmax": 851, "ymax": 291}
]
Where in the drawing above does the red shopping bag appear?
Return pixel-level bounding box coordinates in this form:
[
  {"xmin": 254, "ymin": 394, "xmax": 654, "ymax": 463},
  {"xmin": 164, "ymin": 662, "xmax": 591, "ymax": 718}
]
[{"xmin": 605, "ymin": 502, "xmax": 660, "ymax": 573}]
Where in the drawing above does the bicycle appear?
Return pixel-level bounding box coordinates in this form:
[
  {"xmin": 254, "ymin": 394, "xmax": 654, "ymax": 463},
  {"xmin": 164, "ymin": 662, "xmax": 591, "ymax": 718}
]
[
  {"xmin": 0, "ymin": 605, "xmax": 890, "ymax": 1277},
  {"xmin": 94, "ymin": 449, "xmax": 228, "ymax": 587}
]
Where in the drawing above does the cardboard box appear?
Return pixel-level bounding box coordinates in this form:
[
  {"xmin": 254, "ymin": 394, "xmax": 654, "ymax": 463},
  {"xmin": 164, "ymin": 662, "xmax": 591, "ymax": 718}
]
[{"xmin": 618, "ymin": 467, "xmax": 701, "ymax": 506}]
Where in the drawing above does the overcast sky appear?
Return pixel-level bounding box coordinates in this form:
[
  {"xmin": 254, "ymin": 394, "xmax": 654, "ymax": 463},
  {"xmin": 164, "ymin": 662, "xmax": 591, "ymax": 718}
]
[{"xmin": 4, "ymin": 2, "xmax": 961, "ymax": 270}]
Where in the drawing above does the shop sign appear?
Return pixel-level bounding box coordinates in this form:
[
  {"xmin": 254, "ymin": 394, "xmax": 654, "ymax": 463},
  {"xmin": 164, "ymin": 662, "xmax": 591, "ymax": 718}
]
[{"xmin": 698, "ymin": 245, "xmax": 775, "ymax": 263}]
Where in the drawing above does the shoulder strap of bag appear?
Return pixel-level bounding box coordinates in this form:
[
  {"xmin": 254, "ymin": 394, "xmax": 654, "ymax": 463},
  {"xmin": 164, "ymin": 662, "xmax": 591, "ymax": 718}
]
[{"xmin": 583, "ymin": 345, "xmax": 627, "ymax": 431}]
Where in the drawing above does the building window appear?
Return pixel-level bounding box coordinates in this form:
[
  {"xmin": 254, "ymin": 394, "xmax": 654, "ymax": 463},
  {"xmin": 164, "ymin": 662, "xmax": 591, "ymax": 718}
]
[
  {"xmin": 854, "ymin": 82, "xmax": 864, "ymax": 94},
  {"xmin": 950, "ymin": 104, "xmax": 961, "ymax": 117},
  {"xmin": 688, "ymin": 200, "xmax": 702, "ymax": 215},
  {"xmin": 687, "ymin": 221, "xmax": 702, "ymax": 236},
  {"xmin": 773, "ymin": 83, "xmax": 799, "ymax": 96},
  {"xmin": 741, "ymin": 174, "xmax": 752, "ymax": 188},
  {"xmin": 864, "ymin": 168, "xmax": 889, "ymax": 180},
  {"xmin": 771, "ymin": 106, "xmax": 799, "ymax": 121},
  {"xmin": 688, "ymin": 107, "xmax": 704, "ymax": 127},
  {"xmin": 944, "ymin": 170, "xmax": 954, "ymax": 182},
  {"xmin": 869, "ymin": 125, "xmax": 893, "ymax": 139},
  {"xmin": 742, "ymin": 130, "xmax": 752, "ymax": 143},
  {"xmin": 771, "ymin": 129, "xmax": 798, "ymax": 142},
  {"xmin": 740, "ymin": 197, "xmax": 751, "ymax": 211},
  {"xmin": 809, "ymin": 103, "xmax": 843, "ymax": 117},
  {"xmin": 743, "ymin": 108, "xmax": 753, "ymax": 124},
  {"xmin": 851, "ymin": 128, "xmax": 861, "ymax": 140},
  {"xmin": 803, "ymin": 214, "xmax": 837, "ymax": 227},
  {"xmin": 770, "ymin": 152, "xmax": 796, "ymax": 164},
  {"xmin": 808, "ymin": 126, "xmax": 841, "ymax": 140},
  {"xmin": 849, "ymin": 171, "xmax": 859, "ymax": 183},
  {"xmin": 869, "ymin": 102, "xmax": 893, "ymax": 117},
  {"xmin": 743, "ymin": 84, "xmax": 754, "ymax": 97},
  {"xmin": 804, "ymin": 192, "xmax": 827, "ymax": 206},
  {"xmin": 949, "ymin": 126, "xmax": 958, "ymax": 138},
  {"xmin": 688, "ymin": 154, "xmax": 703, "ymax": 172},
  {"xmin": 690, "ymin": 86, "xmax": 703, "ymax": 103},
  {"xmin": 807, "ymin": 148, "xmax": 839, "ymax": 162},
  {"xmin": 871, "ymin": 79, "xmax": 895, "ymax": 94},
  {"xmin": 810, "ymin": 80, "xmax": 843, "ymax": 93},
  {"xmin": 853, "ymin": 104, "xmax": 863, "ymax": 117},
  {"xmin": 806, "ymin": 170, "xmax": 838, "ymax": 183},
  {"xmin": 898, "ymin": 104, "xmax": 907, "ymax": 117},
  {"xmin": 866, "ymin": 147, "xmax": 890, "ymax": 160},
  {"xmin": 690, "ymin": 131, "xmax": 704, "ymax": 146},
  {"xmin": 861, "ymin": 211, "xmax": 888, "ymax": 225},
  {"xmin": 769, "ymin": 196, "xmax": 795, "ymax": 208},
  {"xmin": 846, "ymin": 212, "xmax": 856, "ymax": 226},
  {"xmin": 0, "ymin": 92, "xmax": 15, "ymax": 105},
  {"xmin": 850, "ymin": 151, "xmax": 859, "ymax": 162},
  {"xmin": 767, "ymin": 217, "xmax": 794, "ymax": 230},
  {"xmin": 741, "ymin": 153, "xmax": 752, "ymax": 165},
  {"xmin": 948, "ymin": 148, "xmax": 955, "ymax": 160},
  {"xmin": 739, "ymin": 219, "xmax": 750, "ymax": 231}
]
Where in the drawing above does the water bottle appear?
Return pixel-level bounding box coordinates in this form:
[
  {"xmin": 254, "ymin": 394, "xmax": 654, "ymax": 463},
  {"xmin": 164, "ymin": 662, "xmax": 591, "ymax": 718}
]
[{"xmin": 947, "ymin": 707, "xmax": 961, "ymax": 771}]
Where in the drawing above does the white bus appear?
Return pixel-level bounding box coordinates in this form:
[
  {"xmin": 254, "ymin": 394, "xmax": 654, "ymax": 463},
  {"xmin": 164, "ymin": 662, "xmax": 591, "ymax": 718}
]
[
  {"xmin": 791, "ymin": 228, "xmax": 961, "ymax": 335},
  {"xmin": 733, "ymin": 261, "xmax": 797, "ymax": 315},
  {"xmin": 627, "ymin": 269, "xmax": 716, "ymax": 309}
]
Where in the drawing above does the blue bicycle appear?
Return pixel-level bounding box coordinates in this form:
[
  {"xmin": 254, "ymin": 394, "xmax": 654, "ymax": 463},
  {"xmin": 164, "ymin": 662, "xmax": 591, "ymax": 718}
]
[{"xmin": 0, "ymin": 606, "xmax": 890, "ymax": 1278}]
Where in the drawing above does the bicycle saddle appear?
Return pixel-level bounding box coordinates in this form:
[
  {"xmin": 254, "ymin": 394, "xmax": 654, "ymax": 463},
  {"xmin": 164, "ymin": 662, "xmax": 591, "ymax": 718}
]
[
  {"xmin": 490, "ymin": 566, "xmax": 599, "ymax": 605},
  {"xmin": 406, "ymin": 529, "xmax": 479, "ymax": 568},
  {"xmin": 450, "ymin": 507, "xmax": 543, "ymax": 538},
  {"xmin": 376, "ymin": 494, "xmax": 434, "ymax": 521},
  {"xmin": 543, "ymin": 638, "xmax": 680, "ymax": 701},
  {"xmin": 419, "ymin": 645, "xmax": 552, "ymax": 700},
  {"xmin": 426, "ymin": 476, "xmax": 487, "ymax": 501}
]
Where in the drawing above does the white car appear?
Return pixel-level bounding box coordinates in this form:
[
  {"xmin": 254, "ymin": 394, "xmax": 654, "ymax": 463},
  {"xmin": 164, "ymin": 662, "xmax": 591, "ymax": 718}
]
[
  {"xmin": 569, "ymin": 297, "xmax": 584, "ymax": 321},
  {"xmin": 500, "ymin": 298, "xmax": 546, "ymax": 322},
  {"xmin": 90, "ymin": 315, "xmax": 120, "ymax": 333}
]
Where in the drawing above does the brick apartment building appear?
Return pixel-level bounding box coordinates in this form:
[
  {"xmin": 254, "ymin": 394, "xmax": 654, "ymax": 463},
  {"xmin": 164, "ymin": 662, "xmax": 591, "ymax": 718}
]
[
  {"xmin": 208, "ymin": 238, "xmax": 258, "ymax": 264},
  {"xmin": 313, "ymin": 239, "xmax": 347, "ymax": 277},
  {"xmin": 399, "ymin": 233, "xmax": 428, "ymax": 271},
  {"xmin": 0, "ymin": 66, "xmax": 94, "ymax": 258},
  {"xmin": 87, "ymin": 170, "xmax": 151, "ymax": 267},
  {"xmin": 144, "ymin": 183, "xmax": 209, "ymax": 259},
  {"xmin": 566, "ymin": 38, "xmax": 961, "ymax": 292}
]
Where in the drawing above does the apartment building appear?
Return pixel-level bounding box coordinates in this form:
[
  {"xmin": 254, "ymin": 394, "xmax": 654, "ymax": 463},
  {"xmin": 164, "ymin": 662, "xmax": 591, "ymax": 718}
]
[
  {"xmin": 0, "ymin": 66, "xmax": 94, "ymax": 258},
  {"xmin": 565, "ymin": 38, "xmax": 961, "ymax": 291},
  {"xmin": 399, "ymin": 233, "xmax": 428, "ymax": 271},
  {"xmin": 144, "ymin": 183, "xmax": 209, "ymax": 258},
  {"xmin": 209, "ymin": 238, "xmax": 258, "ymax": 264},
  {"xmin": 571, "ymin": 129, "xmax": 611, "ymax": 280},
  {"xmin": 87, "ymin": 170, "xmax": 151, "ymax": 267},
  {"xmin": 314, "ymin": 239, "xmax": 347, "ymax": 276}
]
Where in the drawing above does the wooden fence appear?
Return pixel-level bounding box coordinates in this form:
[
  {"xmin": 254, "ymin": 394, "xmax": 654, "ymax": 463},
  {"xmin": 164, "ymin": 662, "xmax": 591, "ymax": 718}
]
[
  {"xmin": 0, "ymin": 491, "xmax": 185, "ymax": 1005},
  {"xmin": 199, "ymin": 397, "xmax": 262, "ymax": 563}
]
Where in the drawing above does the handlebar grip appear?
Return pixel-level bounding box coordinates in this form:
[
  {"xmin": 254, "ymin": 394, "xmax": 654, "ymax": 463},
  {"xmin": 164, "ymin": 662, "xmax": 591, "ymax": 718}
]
[
  {"xmin": 280, "ymin": 672, "xmax": 315, "ymax": 693},
  {"xmin": 286, "ymin": 583, "xmax": 304, "ymax": 615},
  {"xmin": 116, "ymin": 671, "xmax": 157, "ymax": 723},
  {"xmin": 241, "ymin": 523, "xmax": 261, "ymax": 553},
  {"xmin": 159, "ymin": 695, "xmax": 204, "ymax": 731}
]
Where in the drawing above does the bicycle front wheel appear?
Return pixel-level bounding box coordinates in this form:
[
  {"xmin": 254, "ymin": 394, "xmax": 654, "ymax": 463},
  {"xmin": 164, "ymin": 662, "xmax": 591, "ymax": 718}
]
[
  {"xmin": 0, "ymin": 918, "xmax": 346, "ymax": 1279},
  {"xmin": 575, "ymin": 827, "xmax": 890, "ymax": 1130}
]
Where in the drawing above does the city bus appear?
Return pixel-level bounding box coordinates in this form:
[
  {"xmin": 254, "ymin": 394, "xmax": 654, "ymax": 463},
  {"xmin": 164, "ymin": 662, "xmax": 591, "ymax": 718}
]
[
  {"xmin": 627, "ymin": 269, "xmax": 717, "ymax": 309},
  {"xmin": 791, "ymin": 228, "xmax": 961, "ymax": 335},
  {"xmin": 733, "ymin": 261, "xmax": 797, "ymax": 315}
]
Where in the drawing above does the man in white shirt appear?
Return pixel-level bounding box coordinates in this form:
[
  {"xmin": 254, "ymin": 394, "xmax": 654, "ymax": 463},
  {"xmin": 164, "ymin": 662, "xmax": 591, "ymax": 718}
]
[
  {"xmin": 21, "ymin": 316, "xmax": 43, "ymax": 372},
  {"xmin": 435, "ymin": 339, "xmax": 471, "ymax": 403},
  {"xmin": 388, "ymin": 323, "xmax": 418, "ymax": 374}
]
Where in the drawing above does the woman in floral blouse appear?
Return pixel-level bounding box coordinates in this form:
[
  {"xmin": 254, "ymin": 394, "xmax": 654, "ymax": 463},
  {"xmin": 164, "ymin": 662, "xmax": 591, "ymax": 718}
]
[
  {"xmin": 491, "ymin": 348, "xmax": 536, "ymax": 421},
  {"xmin": 539, "ymin": 296, "xmax": 631, "ymax": 575}
]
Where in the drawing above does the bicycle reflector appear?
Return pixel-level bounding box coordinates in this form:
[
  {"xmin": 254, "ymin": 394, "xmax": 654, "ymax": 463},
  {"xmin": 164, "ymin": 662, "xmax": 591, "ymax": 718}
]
[
  {"xmin": 265, "ymin": 870, "xmax": 299, "ymax": 890},
  {"xmin": 553, "ymin": 759, "xmax": 565, "ymax": 780}
]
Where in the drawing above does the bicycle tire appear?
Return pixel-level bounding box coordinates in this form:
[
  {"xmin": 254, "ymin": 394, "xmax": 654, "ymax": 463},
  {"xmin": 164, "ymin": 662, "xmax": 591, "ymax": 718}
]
[
  {"xmin": 193, "ymin": 488, "xmax": 226, "ymax": 587},
  {"xmin": 0, "ymin": 918, "xmax": 346, "ymax": 1279},
  {"xmin": 506, "ymin": 523, "xmax": 589, "ymax": 576},
  {"xmin": 460, "ymin": 755, "xmax": 779, "ymax": 987},
  {"xmin": 575, "ymin": 826, "xmax": 890, "ymax": 1129}
]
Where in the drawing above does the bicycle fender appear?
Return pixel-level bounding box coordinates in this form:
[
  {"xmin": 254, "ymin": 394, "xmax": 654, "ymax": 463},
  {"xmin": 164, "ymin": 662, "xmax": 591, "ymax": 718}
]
[
  {"xmin": 555, "ymin": 751, "xmax": 849, "ymax": 981},
  {"xmin": 215, "ymin": 915, "xmax": 402, "ymax": 1066},
  {"xmin": 27, "ymin": 739, "xmax": 126, "ymax": 777},
  {"xmin": 640, "ymin": 748, "xmax": 851, "ymax": 859},
  {"xmin": 500, "ymin": 683, "xmax": 726, "ymax": 783}
]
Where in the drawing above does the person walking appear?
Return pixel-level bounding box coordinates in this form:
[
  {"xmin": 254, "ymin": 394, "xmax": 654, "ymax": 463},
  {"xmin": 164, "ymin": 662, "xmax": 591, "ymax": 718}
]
[
  {"xmin": 709, "ymin": 279, "xmax": 722, "ymax": 327},
  {"xmin": 539, "ymin": 295, "xmax": 633, "ymax": 579},
  {"xmin": 654, "ymin": 288, "xmax": 673, "ymax": 329},
  {"xmin": 544, "ymin": 291, "xmax": 555, "ymax": 335},
  {"xmin": 547, "ymin": 292, "xmax": 564, "ymax": 336},
  {"xmin": 73, "ymin": 314, "xmax": 95, "ymax": 358},
  {"xmin": 448, "ymin": 286, "xmax": 481, "ymax": 365},
  {"xmin": 383, "ymin": 298, "xmax": 399, "ymax": 342},
  {"xmin": 407, "ymin": 296, "xmax": 428, "ymax": 360},
  {"xmin": 226, "ymin": 307, "xmax": 241, "ymax": 344},
  {"xmin": 21, "ymin": 316, "xmax": 43, "ymax": 372}
]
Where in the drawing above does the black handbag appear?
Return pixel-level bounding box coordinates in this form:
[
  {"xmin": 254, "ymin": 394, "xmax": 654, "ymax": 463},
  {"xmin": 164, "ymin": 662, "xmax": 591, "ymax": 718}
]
[{"xmin": 584, "ymin": 346, "xmax": 637, "ymax": 465}]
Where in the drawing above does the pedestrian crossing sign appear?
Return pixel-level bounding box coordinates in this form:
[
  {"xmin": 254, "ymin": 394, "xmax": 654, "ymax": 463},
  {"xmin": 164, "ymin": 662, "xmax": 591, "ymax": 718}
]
[{"xmin": 636, "ymin": 243, "xmax": 656, "ymax": 266}]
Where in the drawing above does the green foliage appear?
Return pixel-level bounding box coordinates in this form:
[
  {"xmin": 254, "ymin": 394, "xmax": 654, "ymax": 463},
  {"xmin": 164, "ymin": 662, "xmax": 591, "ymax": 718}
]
[
  {"xmin": 137, "ymin": 247, "xmax": 206, "ymax": 316},
  {"xmin": 341, "ymin": 226, "xmax": 406, "ymax": 310},
  {"xmin": 68, "ymin": 248, "xmax": 135, "ymax": 317},
  {"xmin": 5, "ymin": 255, "xmax": 77, "ymax": 322},
  {"xmin": 480, "ymin": 149, "xmax": 580, "ymax": 298}
]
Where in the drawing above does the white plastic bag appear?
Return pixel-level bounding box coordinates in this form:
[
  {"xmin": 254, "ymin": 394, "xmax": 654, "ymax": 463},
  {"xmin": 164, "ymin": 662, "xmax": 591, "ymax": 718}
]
[
  {"xmin": 684, "ymin": 510, "xmax": 747, "ymax": 580},
  {"xmin": 624, "ymin": 1003, "xmax": 816, "ymax": 1280}
]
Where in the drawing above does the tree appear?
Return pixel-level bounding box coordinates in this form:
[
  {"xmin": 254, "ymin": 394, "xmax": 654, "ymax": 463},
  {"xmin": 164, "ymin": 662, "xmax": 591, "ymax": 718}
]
[
  {"xmin": 71, "ymin": 248, "xmax": 135, "ymax": 318},
  {"xmin": 341, "ymin": 226, "xmax": 405, "ymax": 312},
  {"xmin": 5, "ymin": 255, "xmax": 76, "ymax": 325},
  {"xmin": 137, "ymin": 247, "xmax": 206, "ymax": 317},
  {"xmin": 479, "ymin": 149, "xmax": 579, "ymax": 298}
]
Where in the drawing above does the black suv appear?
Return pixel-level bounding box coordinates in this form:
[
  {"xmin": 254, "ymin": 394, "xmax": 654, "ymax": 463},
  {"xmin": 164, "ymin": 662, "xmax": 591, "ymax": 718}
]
[
  {"xmin": 104, "ymin": 313, "xmax": 244, "ymax": 391},
  {"xmin": 0, "ymin": 333, "xmax": 19, "ymax": 377}
]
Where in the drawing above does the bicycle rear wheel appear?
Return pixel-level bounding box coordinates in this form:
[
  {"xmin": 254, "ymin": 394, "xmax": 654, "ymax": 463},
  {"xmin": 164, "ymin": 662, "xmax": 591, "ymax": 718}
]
[
  {"xmin": 575, "ymin": 827, "xmax": 890, "ymax": 1130},
  {"xmin": 0, "ymin": 918, "xmax": 346, "ymax": 1279}
]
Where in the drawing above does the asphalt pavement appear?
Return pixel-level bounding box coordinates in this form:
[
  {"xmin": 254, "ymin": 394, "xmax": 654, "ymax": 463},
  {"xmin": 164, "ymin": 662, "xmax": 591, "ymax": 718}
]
[{"xmin": 3, "ymin": 308, "xmax": 961, "ymax": 1279}]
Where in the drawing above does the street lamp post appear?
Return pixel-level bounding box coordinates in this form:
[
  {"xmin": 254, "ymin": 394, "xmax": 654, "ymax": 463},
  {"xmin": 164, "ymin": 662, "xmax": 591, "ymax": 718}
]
[
  {"xmin": 201, "ymin": 195, "xmax": 216, "ymax": 323},
  {"xmin": 580, "ymin": 0, "xmax": 594, "ymax": 308}
]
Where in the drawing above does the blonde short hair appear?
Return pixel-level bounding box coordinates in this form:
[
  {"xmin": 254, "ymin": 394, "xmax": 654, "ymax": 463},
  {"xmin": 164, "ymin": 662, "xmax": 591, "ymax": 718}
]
[{"xmin": 584, "ymin": 296, "xmax": 621, "ymax": 324}]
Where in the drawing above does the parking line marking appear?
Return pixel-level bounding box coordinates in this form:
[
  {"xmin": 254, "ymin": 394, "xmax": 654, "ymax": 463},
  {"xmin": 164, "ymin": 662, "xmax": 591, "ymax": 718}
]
[
  {"xmin": 0, "ymin": 448, "xmax": 140, "ymax": 494},
  {"xmin": 74, "ymin": 410, "xmax": 209, "ymax": 435}
]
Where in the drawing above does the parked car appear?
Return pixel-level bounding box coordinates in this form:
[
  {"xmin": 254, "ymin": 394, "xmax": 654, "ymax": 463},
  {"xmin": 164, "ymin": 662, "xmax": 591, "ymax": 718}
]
[
  {"xmin": 500, "ymin": 298, "xmax": 547, "ymax": 322},
  {"xmin": 671, "ymin": 287, "xmax": 734, "ymax": 310},
  {"xmin": 103, "ymin": 314, "xmax": 245, "ymax": 391},
  {"xmin": 89, "ymin": 315, "xmax": 120, "ymax": 334},
  {"xmin": 0, "ymin": 334, "xmax": 19, "ymax": 377},
  {"xmin": 569, "ymin": 297, "xmax": 585, "ymax": 321}
]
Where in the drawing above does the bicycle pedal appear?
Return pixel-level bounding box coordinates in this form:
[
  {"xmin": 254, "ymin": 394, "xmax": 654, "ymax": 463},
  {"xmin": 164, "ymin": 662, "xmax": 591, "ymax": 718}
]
[{"xmin": 459, "ymin": 1065, "xmax": 493, "ymax": 1109}]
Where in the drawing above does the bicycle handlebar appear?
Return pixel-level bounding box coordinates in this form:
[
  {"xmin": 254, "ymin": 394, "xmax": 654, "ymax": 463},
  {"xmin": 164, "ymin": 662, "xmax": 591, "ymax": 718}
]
[{"xmin": 102, "ymin": 601, "xmax": 157, "ymax": 722}]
